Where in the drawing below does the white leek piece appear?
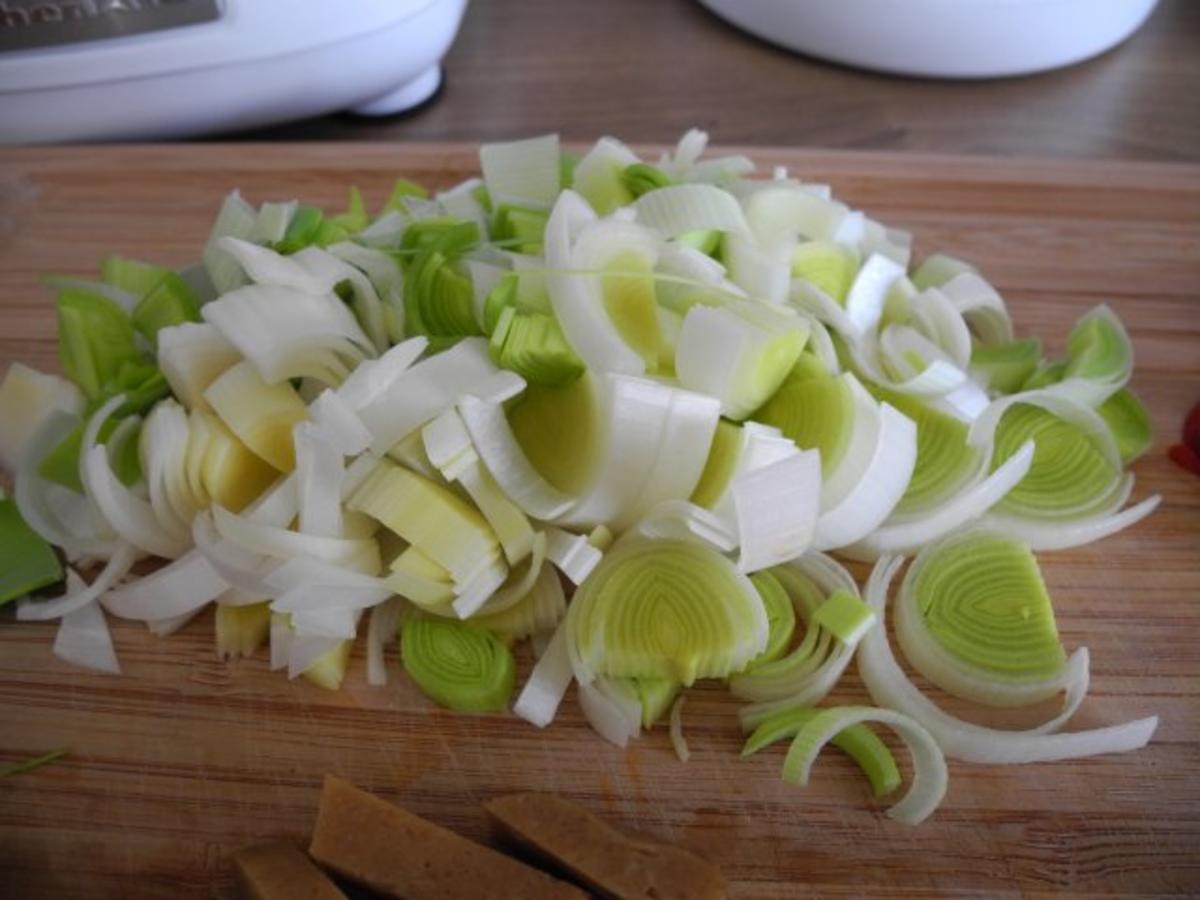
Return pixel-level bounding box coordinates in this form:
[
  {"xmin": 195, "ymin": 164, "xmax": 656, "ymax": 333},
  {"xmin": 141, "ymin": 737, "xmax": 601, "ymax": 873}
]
[
  {"xmin": 571, "ymin": 137, "xmax": 640, "ymax": 215},
  {"xmin": 202, "ymin": 190, "xmax": 256, "ymax": 295},
  {"xmin": 205, "ymin": 361, "xmax": 308, "ymax": 472},
  {"xmin": 480, "ymin": 134, "xmax": 561, "ymax": 208},
  {"xmin": 0, "ymin": 363, "xmax": 84, "ymax": 473},
  {"xmin": 634, "ymin": 184, "xmax": 749, "ymax": 238},
  {"xmin": 157, "ymin": 323, "xmax": 240, "ymax": 412}
]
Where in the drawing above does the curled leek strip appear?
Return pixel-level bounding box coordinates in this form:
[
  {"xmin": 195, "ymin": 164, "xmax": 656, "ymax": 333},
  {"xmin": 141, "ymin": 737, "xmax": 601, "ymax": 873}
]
[
  {"xmin": 858, "ymin": 556, "xmax": 1158, "ymax": 764},
  {"xmin": 401, "ymin": 616, "xmax": 515, "ymax": 713},
  {"xmin": 781, "ymin": 706, "xmax": 947, "ymax": 825},
  {"xmin": 741, "ymin": 705, "xmax": 901, "ymax": 799},
  {"xmin": 733, "ymin": 553, "xmax": 872, "ymax": 728}
]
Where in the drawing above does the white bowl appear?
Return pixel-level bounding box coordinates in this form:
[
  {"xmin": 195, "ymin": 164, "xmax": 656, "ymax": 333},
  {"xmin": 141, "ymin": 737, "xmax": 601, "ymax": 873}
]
[{"xmin": 698, "ymin": 0, "xmax": 1160, "ymax": 79}]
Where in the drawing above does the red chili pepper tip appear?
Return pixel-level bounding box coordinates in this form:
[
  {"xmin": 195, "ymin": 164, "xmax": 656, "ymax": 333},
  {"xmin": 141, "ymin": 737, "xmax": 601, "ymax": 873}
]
[
  {"xmin": 1184, "ymin": 401, "xmax": 1200, "ymax": 454},
  {"xmin": 1168, "ymin": 442, "xmax": 1200, "ymax": 478}
]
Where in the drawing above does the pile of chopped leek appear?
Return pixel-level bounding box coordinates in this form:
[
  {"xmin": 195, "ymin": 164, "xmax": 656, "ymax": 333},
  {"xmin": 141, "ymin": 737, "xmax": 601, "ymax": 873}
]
[{"xmin": 0, "ymin": 131, "xmax": 1161, "ymax": 824}]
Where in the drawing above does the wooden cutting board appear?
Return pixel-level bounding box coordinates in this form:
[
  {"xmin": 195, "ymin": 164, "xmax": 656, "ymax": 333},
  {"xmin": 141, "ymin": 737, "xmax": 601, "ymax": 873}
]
[{"xmin": 0, "ymin": 145, "xmax": 1197, "ymax": 899}]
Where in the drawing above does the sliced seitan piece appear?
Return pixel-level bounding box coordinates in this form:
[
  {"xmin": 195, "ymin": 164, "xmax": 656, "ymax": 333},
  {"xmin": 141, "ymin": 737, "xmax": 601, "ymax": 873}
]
[
  {"xmin": 308, "ymin": 775, "xmax": 587, "ymax": 900},
  {"xmin": 484, "ymin": 792, "xmax": 726, "ymax": 900},
  {"xmin": 232, "ymin": 840, "xmax": 347, "ymax": 900}
]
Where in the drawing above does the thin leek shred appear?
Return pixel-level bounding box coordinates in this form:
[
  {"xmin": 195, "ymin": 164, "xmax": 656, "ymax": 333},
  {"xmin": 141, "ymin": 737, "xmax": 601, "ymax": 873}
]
[
  {"xmin": 401, "ymin": 616, "xmax": 515, "ymax": 712},
  {"xmin": 741, "ymin": 705, "xmax": 901, "ymax": 798},
  {"xmin": 0, "ymin": 748, "xmax": 69, "ymax": 778}
]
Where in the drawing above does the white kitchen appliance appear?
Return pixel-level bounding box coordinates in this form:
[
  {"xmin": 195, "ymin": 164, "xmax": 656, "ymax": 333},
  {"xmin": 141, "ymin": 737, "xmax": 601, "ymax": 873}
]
[
  {"xmin": 0, "ymin": 0, "xmax": 468, "ymax": 143},
  {"xmin": 699, "ymin": 0, "xmax": 1160, "ymax": 80}
]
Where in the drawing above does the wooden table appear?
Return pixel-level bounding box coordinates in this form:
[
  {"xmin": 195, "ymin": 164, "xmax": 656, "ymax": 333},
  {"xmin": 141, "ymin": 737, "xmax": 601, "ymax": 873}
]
[
  {"xmin": 0, "ymin": 144, "xmax": 1198, "ymax": 898},
  {"xmin": 231, "ymin": 0, "xmax": 1200, "ymax": 163}
]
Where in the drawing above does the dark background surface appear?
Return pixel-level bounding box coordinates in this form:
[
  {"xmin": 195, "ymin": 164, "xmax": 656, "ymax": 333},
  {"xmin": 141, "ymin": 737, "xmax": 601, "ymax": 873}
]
[{"xmin": 226, "ymin": 0, "xmax": 1200, "ymax": 161}]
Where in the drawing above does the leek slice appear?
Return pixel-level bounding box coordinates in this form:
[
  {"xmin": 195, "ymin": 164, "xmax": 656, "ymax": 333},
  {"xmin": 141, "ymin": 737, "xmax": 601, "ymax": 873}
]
[
  {"xmin": 688, "ymin": 420, "xmax": 744, "ymax": 509},
  {"xmin": 752, "ymin": 367, "xmax": 856, "ymax": 478},
  {"xmin": 402, "ymin": 222, "xmax": 483, "ymax": 344},
  {"xmin": 488, "ymin": 307, "xmax": 585, "ymax": 387},
  {"xmin": 1053, "ymin": 305, "xmax": 1133, "ymax": 406},
  {"xmin": 741, "ymin": 705, "xmax": 901, "ymax": 798},
  {"xmin": 744, "ymin": 184, "xmax": 853, "ymax": 249},
  {"xmin": 56, "ymin": 288, "xmax": 142, "ymax": 402},
  {"xmin": 480, "ymin": 134, "xmax": 561, "ymax": 208},
  {"xmin": 912, "ymin": 254, "xmax": 976, "ymax": 291},
  {"xmin": 633, "ymin": 677, "xmax": 681, "ymax": 729},
  {"xmin": 566, "ymin": 538, "xmax": 767, "ymax": 686},
  {"xmin": 676, "ymin": 301, "xmax": 809, "ymax": 420},
  {"xmin": 781, "ymin": 706, "xmax": 948, "ymax": 825},
  {"xmin": 203, "ymin": 191, "xmax": 256, "ymax": 294},
  {"xmin": 156, "ymin": 323, "xmax": 240, "ymax": 411},
  {"xmin": 634, "ymin": 184, "xmax": 749, "ymax": 238},
  {"xmin": 401, "ymin": 616, "xmax": 515, "ymax": 712},
  {"xmin": 205, "ymin": 362, "xmax": 308, "ymax": 472},
  {"xmin": 513, "ymin": 618, "xmax": 574, "ymax": 727},
  {"xmin": 744, "ymin": 571, "xmax": 796, "ymax": 670},
  {"xmin": 896, "ymin": 531, "xmax": 1073, "ymax": 707},
  {"xmin": 792, "ymin": 241, "xmax": 860, "ymax": 304},
  {"xmin": 669, "ymin": 694, "xmax": 690, "ymax": 761},
  {"xmin": 473, "ymin": 564, "xmax": 566, "ymax": 643},
  {"xmin": 544, "ymin": 191, "xmax": 645, "ymax": 375},
  {"xmin": 0, "ymin": 363, "xmax": 84, "ymax": 474},
  {"xmin": 970, "ymin": 338, "xmax": 1042, "ymax": 395},
  {"xmin": 572, "ymin": 137, "xmax": 640, "ymax": 214},
  {"xmin": 0, "ymin": 493, "xmax": 63, "ymax": 606},
  {"xmin": 131, "ymin": 273, "xmax": 201, "ymax": 344},
  {"xmin": 301, "ymin": 639, "xmax": 352, "ymax": 691},
  {"xmin": 732, "ymin": 555, "xmax": 871, "ymax": 725},
  {"xmin": 1097, "ymin": 388, "xmax": 1153, "ymax": 463},
  {"xmin": 347, "ymin": 460, "xmax": 499, "ymax": 586},
  {"xmin": 202, "ymin": 284, "xmax": 370, "ymax": 385},
  {"xmin": 101, "ymin": 255, "xmax": 171, "ymax": 298},
  {"xmin": 622, "ymin": 162, "xmax": 673, "ymax": 197},
  {"xmin": 507, "ymin": 373, "xmax": 602, "ymax": 495},
  {"xmin": 858, "ymin": 556, "xmax": 1159, "ymax": 764},
  {"xmin": 215, "ymin": 600, "xmax": 270, "ymax": 660},
  {"xmin": 938, "ymin": 272, "xmax": 1014, "ymax": 346}
]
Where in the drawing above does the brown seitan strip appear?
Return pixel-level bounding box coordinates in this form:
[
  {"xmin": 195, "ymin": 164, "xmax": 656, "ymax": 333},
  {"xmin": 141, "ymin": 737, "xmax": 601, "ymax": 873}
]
[
  {"xmin": 484, "ymin": 792, "xmax": 726, "ymax": 900},
  {"xmin": 308, "ymin": 775, "xmax": 587, "ymax": 900},
  {"xmin": 232, "ymin": 840, "xmax": 347, "ymax": 900}
]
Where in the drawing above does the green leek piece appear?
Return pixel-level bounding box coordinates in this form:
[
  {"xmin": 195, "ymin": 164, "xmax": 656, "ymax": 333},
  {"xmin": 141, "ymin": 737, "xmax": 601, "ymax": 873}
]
[
  {"xmin": 559, "ymin": 152, "xmax": 579, "ymax": 189},
  {"xmin": 471, "ymin": 183, "xmax": 493, "ymax": 214},
  {"xmin": 744, "ymin": 571, "xmax": 796, "ymax": 671},
  {"xmin": 632, "ymin": 677, "xmax": 680, "ymax": 728},
  {"xmin": 491, "ymin": 204, "xmax": 549, "ymax": 255},
  {"xmin": 56, "ymin": 288, "xmax": 143, "ymax": 401},
  {"xmin": 1021, "ymin": 359, "xmax": 1066, "ymax": 391},
  {"xmin": 791, "ymin": 241, "xmax": 860, "ymax": 304},
  {"xmin": 752, "ymin": 370, "xmax": 856, "ymax": 478},
  {"xmin": 741, "ymin": 706, "xmax": 901, "ymax": 798},
  {"xmin": 488, "ymin": 306, "xmax": 585, "ymax": 387},
  {"xmin": 1097, "ymin": 388, "xmax": 1153, "ymax": 463},
  {"xmin": 990, "ymin": 403, "xmax": 1119, "ymax": 519},
  {"xmin": 401, "ymin": 616, "xmax": 515, "ymax": 712},
  {"xmin": 880, "ymin": 277, "xmax": 916, "ymax": 331},
  {"xmin": 969, "ymin": 338, "xmax": 1042, "ymax": 394},
  {"xmin": 909, "ymin": 532, "xmax": 1066, "ymax": 682},
  {"xmin": 348, "ymin": 460, "xmax": 499, "ymax": 584},
  {"xmin": 621, "ymin": 163, "xmax": 674, "ymax": 198},
  {"xmin": 872, "ymin": 388, "xmax": 979, "ymax": 517},
  {"xmin": 38, "ymin": 414, "xmax": 141, "ymax": 493},
  {"xmin": 1065, "ymin": 307, "xmax": 1130, "ymax": 382},
  {"xmin": 568, "ymin": 538, "xmax": 766, "ymax": 685},
  {"xmin": 574, "ymin": 155, "xmax": 636, "ymax": 215},
  {"xmin": 313, "ymin": 219, "xmax": 350, "ymax": 248},
  {"xmin": 688, "ymin": 420, "xmax": 742, "ymax": 509},
  {"xmin": 0, "ymin": 497, "xmax": 63, "ymax": 606},
  {"xmin": 508, "ymin": 374, "xmax": 602, "ymax": 495},
  {"xmin": 676, "ymin": 229, "xmax": 722, "ymax": 256},
  {"xmin": 483, "ymin": 273, "xmax": 518, "ymax": 334},
  {"xmin": 330, "ymin": 186, "xmax": 368, "ymax": 233},
  {"xmin": 274, "ymin": 204, "xmax": 324, "ymax": 254},
  {"xmin": 911, "ymin": 253, "xmax": 976, "ymax": 290},
  {"xmin": 215, "ymin": 602, "xmax": 271, "ymax": 660},
  {"xmin": 384, "ymin": 178, "xmax": 430, "ymax": 213},
  {"xmin": 108, "ymin": 360, "xmax": 171, "ymax": 416},
  {"xmin": 403, "ymin": 221, "xmax": 483, "ymax": 340},
  {"xmin": 0, "ymin": 748, "xmax": 68, "ymax": 778},
  {"xmin": 131, "ymin": 273, "xmax": 202, "ymax": 344},
  {"xmin": 303, "ymin": 640, "xmax": 352, "ymax": 691},
  {"xmin": 101, "ymin": 255, "xmax": 172, "ymax": 298},
  {"xmin": 810, "ymin": 589, "xmax": 874, "ymax": 644}
]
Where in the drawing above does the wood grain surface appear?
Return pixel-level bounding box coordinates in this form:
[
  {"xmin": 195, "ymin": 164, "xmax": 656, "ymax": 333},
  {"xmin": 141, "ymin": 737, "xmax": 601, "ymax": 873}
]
[
  {"xmin": 231, "ymin": 0, "xmax": 1200, "ymax": 163},
  {"xmin": 0, "ymin": 144, "xmax": 1197, "ymax": 898}
]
